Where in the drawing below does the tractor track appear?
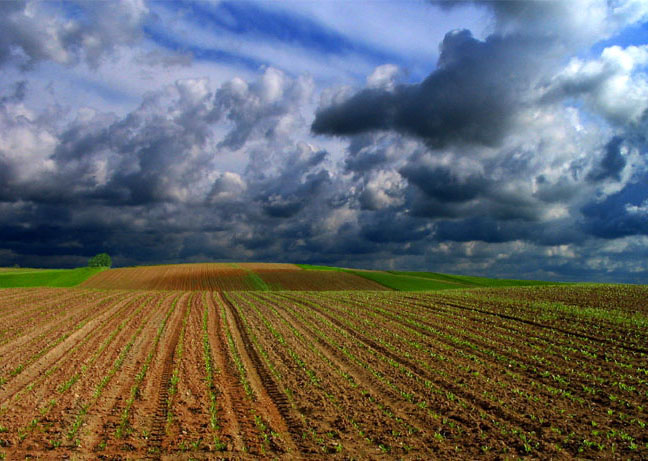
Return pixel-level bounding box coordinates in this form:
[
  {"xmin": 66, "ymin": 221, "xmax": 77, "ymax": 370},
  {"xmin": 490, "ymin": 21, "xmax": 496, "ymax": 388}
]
[
  {"xmin": 145, "ymin": 293, "xmax": 189, "ymax": 459},
  {"xmin": 221, "ymin": 293, "xmax": 306, "ymax": 457},
  {"xmin": 208, "ymin": 293, "xmax": 258, "ymax": 454}
]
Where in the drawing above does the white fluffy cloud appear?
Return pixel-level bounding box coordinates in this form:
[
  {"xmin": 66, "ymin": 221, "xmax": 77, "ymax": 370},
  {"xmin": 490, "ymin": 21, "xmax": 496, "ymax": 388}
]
[
  {"xmin": 547, "ymin": 45, "xmax": 648, "ymax": 126},
  {"xmin": 359, "ymin": 169, "xmax": 406, "ymax": 210},
  {"xmin": 0, "ymin": 0, "xmax": 147, "ymax": 68}
]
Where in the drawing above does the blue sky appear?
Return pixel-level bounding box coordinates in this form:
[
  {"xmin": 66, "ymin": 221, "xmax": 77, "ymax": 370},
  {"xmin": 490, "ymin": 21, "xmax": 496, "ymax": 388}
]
[{"xmin": 1, "ymin": 0, "xmax": 648, "ymax": 282}]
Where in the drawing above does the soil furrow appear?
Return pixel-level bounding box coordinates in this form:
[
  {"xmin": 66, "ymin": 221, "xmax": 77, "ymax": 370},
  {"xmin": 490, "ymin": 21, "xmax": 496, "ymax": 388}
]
[
  {"xmin": 221, "ymin": 292, "xmax": 303, "ymax": 457},
  {"xmin": 285, "ymin": 293, "xmax": 561, "ymax": 456},
  {"xmin": 419, "ymin": 297, "xmax": 648, "ymax": 355},
  {"xmin": 248, "ymin": 292, "xmax": 449, "ymax": 457},
  {"xmin": 0, "ymin": 289, "xmax": 83, "ymax": 329},
  {"xmin": 0, "ymin": 291, "xmax": 146, "ymax": 443},
  {"xmin": 0, "ymin": 284, "xmax": 645, "ymax": 460},
  {"xmin": 77, "ymin": 292, "xmax": 171, "ymax": 454},
  {"xmin": 0, "ymin": 292, "xmax": 136, "ymax": 405},
  {"xmin": 381, "ymin": 296, "xmax": 648, "ymax": 402},
  {"xmin": 144, "ymin": 292, "xmax": 189, "ymax": 459},
  {"xmin": 207, "ymin": 292, "xmax": 256, "ymax": 453},
  {"xmin": 0, "ymin": 290, "xmax": 120, "ymax": 366}
]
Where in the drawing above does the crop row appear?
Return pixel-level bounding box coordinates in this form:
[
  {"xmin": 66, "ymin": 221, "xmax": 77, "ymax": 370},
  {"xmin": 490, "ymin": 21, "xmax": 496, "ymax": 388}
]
[
  {"xmin": 302, "ymin": 291, "xmax": 647, "ymax": 457},
  {"xmin": 0, "ymin": 286, "xmax": 645, "ymax": 459}
]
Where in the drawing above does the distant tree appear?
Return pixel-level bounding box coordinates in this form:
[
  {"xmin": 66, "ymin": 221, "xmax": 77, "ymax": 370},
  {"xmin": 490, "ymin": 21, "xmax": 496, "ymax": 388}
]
[{"xmin": 88, "ymin": 253, "xmax": 112, "ymax": 268}]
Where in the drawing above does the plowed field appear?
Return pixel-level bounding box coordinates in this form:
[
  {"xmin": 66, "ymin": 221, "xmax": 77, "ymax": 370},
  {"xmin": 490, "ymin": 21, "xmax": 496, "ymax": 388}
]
[
  {"xmin": 0, "ymin": 285, "xmax": 646, "ymax": 459},
  {"xmin": 253, "ymin": 269, "xmax": 388, "ymax": 291},
  {"xmin": 79, "ymin": 263, "xmax": 253, "ymax": 291},
  {"xmin": 81, "ymin": 263, "xmax": 388, "ymax": 291}
]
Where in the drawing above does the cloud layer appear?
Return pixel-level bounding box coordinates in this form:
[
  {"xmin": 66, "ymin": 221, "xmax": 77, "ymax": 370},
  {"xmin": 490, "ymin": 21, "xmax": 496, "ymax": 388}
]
[{"xmin": 1, "ymin": 0, "xmax": 648, "ymax": 282}]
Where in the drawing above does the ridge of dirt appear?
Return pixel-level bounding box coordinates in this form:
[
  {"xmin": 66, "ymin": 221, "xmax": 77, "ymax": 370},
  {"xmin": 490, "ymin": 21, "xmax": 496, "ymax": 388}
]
[
  {"xmin": 220, "ymin": 292, "xmax": 303, "ymax": 457},
  {"xmin": 0, "ymin": 286, "xmax": 646, "ymax": 459}
]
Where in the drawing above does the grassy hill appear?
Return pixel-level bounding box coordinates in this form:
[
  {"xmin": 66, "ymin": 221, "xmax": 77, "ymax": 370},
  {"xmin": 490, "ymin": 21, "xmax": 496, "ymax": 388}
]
[
  {"xmin": 297, "ymin": 264, "xmax": 560, "ymax": 291},
  {"xmin": 0, "ymin": 267, "xmax": 106, "ymax": 288},
  {"xmin": 0, "ymin": 262, "xmax": 561, "ymax": 290}
]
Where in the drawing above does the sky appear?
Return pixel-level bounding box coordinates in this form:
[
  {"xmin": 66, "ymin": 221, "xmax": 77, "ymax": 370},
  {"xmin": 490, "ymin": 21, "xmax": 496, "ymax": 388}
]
[{"xmin": 1, "ymin": 0, "xmax": 648, "ymax": 282}]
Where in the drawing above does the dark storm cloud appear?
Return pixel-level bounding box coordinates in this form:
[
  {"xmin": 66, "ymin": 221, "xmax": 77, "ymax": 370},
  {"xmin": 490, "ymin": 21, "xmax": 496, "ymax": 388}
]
[
  {"xmin": 440, "ymin": 1, "xmax": 568, "ymax": 30},
  {"xmin": 302, "ymin": 0, "xmax": 648, "ymax": 283},
  {"xmin": 581, "ymin": 178, "xmax": 648, "ymax": 239},
  {"xmin": 241, "ymin": 141, "xmax": 330, "ymax": 219},
  {"xmin": 43, "ymin": 72, "xmax": 313, "ymax": 209},
  {"xmin": 438, "ymin": 0, "xmax": 641, "ymax": 46},
  {"xmin": 0, "ymin": 68, "xmax": 348, "ymax": 268},
  {"xmin": 360, "ymin": 213, "xmax": 430, "ymax": 244},
  {"xmin": 314, "ymin": 0, "xmax": 629, "ymax": 150},
  {"xmin": 534, "ymin": 175, "xmax": 581, "ymax": 204},
  {"xmin": 396, "ymin": 145, "xmax": 553, "ymax": 224},
  {"xmin": 343, "ymin": 134, "xmax": 394, "ymax": 173},
  {"xmin": 407, "ymin": 188, "xmax": 545, "ymax": 223},
  {"xmin": 587, "ymin": 136, "xmax": 626, "ymax": 182},
  {"xmin": 434, "ymin": 216, "xmax": 582, "ymax": 246},
  {"xmin": 313, "ymin": 29, "xmax": 544, "ymax": 148},
  {"xmin": 261, "ymin": 170, "xmax": 330, "ymax": 218},
  {"xmin": 435, "ymin": 218, "xmax": 528, "ymax": 244},
  {"xmin": 0, "ymin": 198, "xmax": 236, "ymax": 267},
  {"xmin": 400, "ymin": 164, "xmax": 489, "ymax": 203},
  {"xmin": 0, "ymin": 200, "xmax": 115, "ymax": 267},
  {"xmin": 49, "ymin": 103, "xmax": 209, "ymax": 206},
  {"xmin": 1, "ymin": 77, "xmax": 219, "ymax": 206},
  {"xmin": 0, "ymin": 155, "xmax": 16, "ymax": 202},
  {"xmin": 345, "ymin": 149, "xmax": 389, "ymax": 174}
]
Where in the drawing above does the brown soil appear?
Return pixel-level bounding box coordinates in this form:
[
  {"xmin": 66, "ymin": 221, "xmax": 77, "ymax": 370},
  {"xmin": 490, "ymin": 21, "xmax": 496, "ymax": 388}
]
[
  {"xmin": 80, "ymin": 264, "xmax": 253, "ymax": 291},
  {"xmin": 81, "ymin": 263, "xmax": 389, "ymax": 291},
  {"xmin": 256, "ymin": 270, "xmax": 389, "ymax": 291},
  {"xmin": 237, "ymin": 263, "xmax": 301, "ymax": 271},
  {"xmin": 0, "ymin": 286, "xmax": 645, "ymax": 460}
]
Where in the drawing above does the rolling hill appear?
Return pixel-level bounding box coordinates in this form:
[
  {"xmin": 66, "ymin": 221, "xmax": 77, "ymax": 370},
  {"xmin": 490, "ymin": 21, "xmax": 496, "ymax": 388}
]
[{"xmin": 0, "ymin": 262, "xmax": 561, "ymax": 291}]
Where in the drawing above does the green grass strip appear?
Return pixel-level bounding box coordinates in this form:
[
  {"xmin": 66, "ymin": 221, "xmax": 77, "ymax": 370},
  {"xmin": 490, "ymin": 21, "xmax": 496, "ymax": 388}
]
[
  {"xmin": 297, "ymin": 263, "xmax": 559, "ymax": 291},
  {"xmin": 245, "ymin": 272, "xmax": 271, "ymax": 291},
  {"xmin": 0, "ymin": 267, "xmax": 106, "ymax": 288}
]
